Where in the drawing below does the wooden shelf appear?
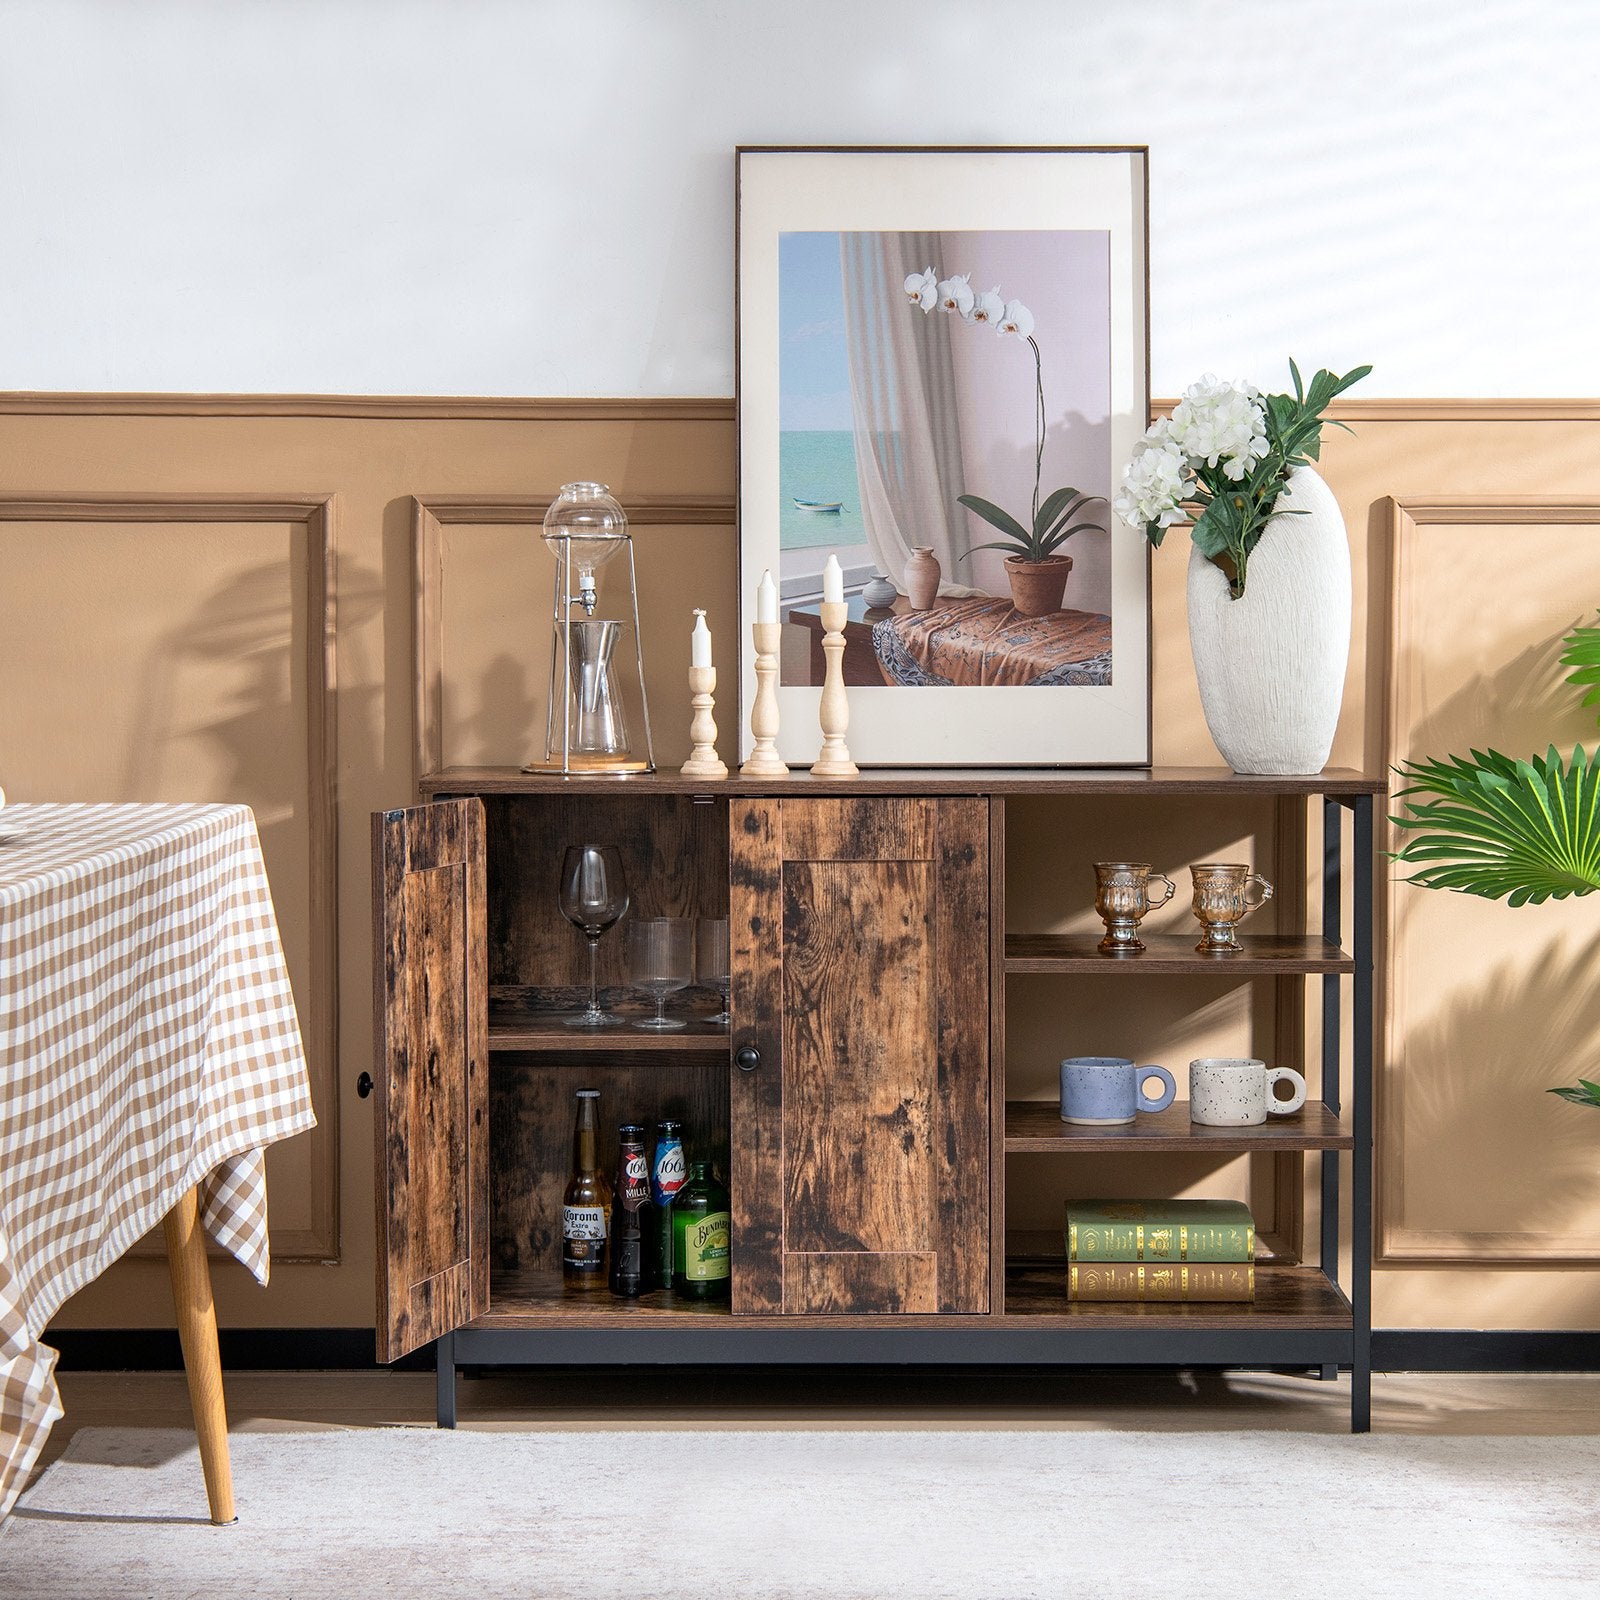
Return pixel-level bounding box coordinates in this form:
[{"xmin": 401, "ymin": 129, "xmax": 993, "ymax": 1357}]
[
  {"xmin": 1003, "ymin": 1260, "xmax": 1351, "ymax": 1328},
  {"xmin": 479, "ymin": 1268, "xmax": 731, "ymax": 1326},
  {"xmin": 1005, "ymin": 932, "xmax": 1353, "ymax": 974},
  {"xmin": 488, "ymin": 986, "xmax": 729, "ymax": 1055},
  {"xmin": 424, "ymin": 765, "xmax": 1386, "ymax": 799},
  {"xmin": 1004, "ymin": 1099, "xmax": 1353, "ymax": 1153}
]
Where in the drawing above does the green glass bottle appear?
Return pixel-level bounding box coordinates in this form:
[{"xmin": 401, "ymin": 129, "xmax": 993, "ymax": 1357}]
[{"xmin": 671, "ymin": 1159, "xmax": 731, "ymax": 1301}]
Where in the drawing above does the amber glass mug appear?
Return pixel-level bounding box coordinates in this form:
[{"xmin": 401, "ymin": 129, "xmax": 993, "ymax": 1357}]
[
  {"xmin": 1094, "ymin": 862, "xmax": 1176, "ymax": 954},
  {"xmin": 1190, "ymin": 863, "xmax": 1274, "ymax": 952}
]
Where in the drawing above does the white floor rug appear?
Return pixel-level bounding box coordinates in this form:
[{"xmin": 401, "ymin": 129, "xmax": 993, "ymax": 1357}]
[{"xmin": 3, "ymin": 1426, "xmax": 1596, "ymax": 1599}]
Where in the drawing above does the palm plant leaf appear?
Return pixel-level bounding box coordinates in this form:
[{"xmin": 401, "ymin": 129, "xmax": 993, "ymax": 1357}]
[
  {"xmin": 1390, "ymin": 745, "xmax": 1600, "ymax": 905},
  {"xmin": 1559, "ymin": 615, "xmax": 1600, "ymax": 725}
]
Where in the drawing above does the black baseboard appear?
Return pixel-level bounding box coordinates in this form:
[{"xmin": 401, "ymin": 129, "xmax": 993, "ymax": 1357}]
[
  {"xmin": 44, "ymin": 1327, "xmax": 418, "ymax": 1371},
  {"xmin": 1372, "ymin": 1329, "xmax": 1600, "ymax": 1372},
  {"xmin": 47, "ymin": 1326, "xmax": 1600, "ymax": 1375}
]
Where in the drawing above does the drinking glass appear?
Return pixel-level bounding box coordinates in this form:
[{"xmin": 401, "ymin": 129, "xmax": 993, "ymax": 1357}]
[
  {"xmin": 559, "ymin": 845, "xmax": 630, "ymax": 1027},
  {"xmin": 627, "ymin": 917, "xmax": 693, "ymax": 1031},
  {"xmin": 696, "ymin": 917, "xmax": 731, "ymax": 1026}
]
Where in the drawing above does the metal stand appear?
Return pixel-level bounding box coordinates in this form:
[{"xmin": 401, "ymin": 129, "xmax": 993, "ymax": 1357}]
[{"xmin": 436, "ymin": 1330, "xmax": 457, "ymax": 1429}]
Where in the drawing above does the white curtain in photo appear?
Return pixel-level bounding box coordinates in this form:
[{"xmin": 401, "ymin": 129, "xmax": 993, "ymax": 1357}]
[{"xmin": 840, "ymin": 232, "xmax": 977, "ymax": 598}]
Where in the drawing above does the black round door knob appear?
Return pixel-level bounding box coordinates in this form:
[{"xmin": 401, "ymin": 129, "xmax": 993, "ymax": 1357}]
[
  {"xmin": 735, "ymin": 1045, "xmax": 761, "ymax": 1073},
  {"xmin": 356, "ymin": 1071, "xmax": 374, "ymax": 1099}
]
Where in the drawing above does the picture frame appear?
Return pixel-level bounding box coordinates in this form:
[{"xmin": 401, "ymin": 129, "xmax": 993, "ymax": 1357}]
[{"xmin": 735, "ymin": 145, "xmax": 1151, "ymax": 767}]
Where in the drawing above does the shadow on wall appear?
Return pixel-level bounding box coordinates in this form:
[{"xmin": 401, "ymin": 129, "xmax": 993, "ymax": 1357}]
[
  {"xmin": 442, "ymin": 656, "xmax": 540, "ymax": 772},
  {"xmin": 1389, "ymin": 931, "xmax": 1600, "ymax": 1244},
  {"xmin": 1406, "ymin": 618, "xmax": 1593, "ymax": 761}
]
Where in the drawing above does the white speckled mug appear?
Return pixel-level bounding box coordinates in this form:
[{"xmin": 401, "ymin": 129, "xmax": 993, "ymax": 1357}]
[{"xmin": 1189, "ymin": 1057, "xmax": 1307, "ymax": 1126}]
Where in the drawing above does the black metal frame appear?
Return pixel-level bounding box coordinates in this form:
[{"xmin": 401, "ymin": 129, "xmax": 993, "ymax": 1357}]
[{"xmin": 437, "ymin": 786, "xmax": 1377, "ymax": 1433}]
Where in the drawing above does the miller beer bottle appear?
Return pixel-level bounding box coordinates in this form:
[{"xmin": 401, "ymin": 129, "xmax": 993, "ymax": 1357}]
[
  {"xmin": 649, "ymin": 1119, "xmax": 687, "ymax": 1289},
  {"xmin": 561, "ymin": 1089, "xmax": 611, "ymax": 1289},
  {"xmin": 608, "ymin": 1124, "xmax": 657, "ymax": 1297}
]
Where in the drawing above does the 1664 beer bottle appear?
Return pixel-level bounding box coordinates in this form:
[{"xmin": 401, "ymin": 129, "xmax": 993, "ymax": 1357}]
[
  {"xmin": 561, "ymin": 1089, "xmax": 610, "ymax": 1289},
  {"xmin": 650, "ymin": 1119, "xmax": 687, "ymax": 1289},
  {"xmin": 609, "ymin": 1124, "xmax": 657, "ymax": 1297}
]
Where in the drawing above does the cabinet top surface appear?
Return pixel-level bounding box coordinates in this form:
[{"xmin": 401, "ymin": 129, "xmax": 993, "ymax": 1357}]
[{"xmin": 420, "ymin": 765, "xmax": 1386, "ymax": 798}]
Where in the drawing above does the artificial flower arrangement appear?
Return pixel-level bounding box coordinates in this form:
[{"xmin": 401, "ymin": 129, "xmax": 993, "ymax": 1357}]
[
  {"xmin": 1114, "ymin": 362, "xmax": 1371, "ymax": 599},
  {"xmin": 904, "ymin": 267, "xmax": 1104, "ymax": 602}
]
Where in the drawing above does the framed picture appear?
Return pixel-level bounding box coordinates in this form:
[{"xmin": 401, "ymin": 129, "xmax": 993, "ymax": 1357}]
[{"xmin": 735, "ymin": 145, "xmax": 1150, "ymax": 767}]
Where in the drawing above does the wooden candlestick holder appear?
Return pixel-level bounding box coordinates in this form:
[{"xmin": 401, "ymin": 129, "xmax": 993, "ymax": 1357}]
[
  {"xmin": 680, "ymin": 665, "xmax": 729, "ymax": 779},
  {"xmin": 811, "ymin": 599, "xmax": 859, "ymax": 777},
  {"xmin": 741, "ymin": 620, "xmax": 789, "ymax": 777}
]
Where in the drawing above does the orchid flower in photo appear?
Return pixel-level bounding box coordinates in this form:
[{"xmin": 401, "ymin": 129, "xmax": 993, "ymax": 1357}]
[
  {"xmin": 967, "ymin": 286, "xmax": 1005, "ymax": 326},
  {"xmin": 936, "ymin": 272, "xmax": 974, "ymax": 317},
  {"xmin": 904, "ymin": 266, "xmax": 1105, "ymax": 566},
  {"xmin": 903, "ymin": 267, "xmax": 938, "ymax": 312},
  {"xmin": 998, "ymin": 299, "xmax": 1034, "ymax": 339}
]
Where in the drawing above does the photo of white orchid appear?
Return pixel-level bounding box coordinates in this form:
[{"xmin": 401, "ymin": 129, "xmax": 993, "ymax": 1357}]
[
  {"xmin": 775, "ymin": 227, "xmax": 1115, "ymax": 690},
  {"xmin": 736, "ymin": 147, "xmax": 1150, "ymax": 767}
]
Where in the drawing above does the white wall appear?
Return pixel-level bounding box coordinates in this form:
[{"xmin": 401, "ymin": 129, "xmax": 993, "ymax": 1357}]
[{"xmin": 1, "ymin": 0, "xmax": 1596, "ymax": 398}]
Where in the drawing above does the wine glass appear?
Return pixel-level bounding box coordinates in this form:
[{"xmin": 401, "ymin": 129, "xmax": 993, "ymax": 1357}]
[
  {"xmin": 559, "ymin": 845, "xmax": 630, "ymax": 1027},
  {"xmin": 627, "ymin": 917, "xmax": 693, "ymax": 1031},
  {"xmin": 696, "ymin": 917, "xmax": 731, "ymax": 1026}
]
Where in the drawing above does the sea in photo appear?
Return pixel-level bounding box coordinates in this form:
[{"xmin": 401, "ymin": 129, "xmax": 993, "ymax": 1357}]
[{"xmin": 780, "ymin": 429, "xmax": 868, "ymax": 552}]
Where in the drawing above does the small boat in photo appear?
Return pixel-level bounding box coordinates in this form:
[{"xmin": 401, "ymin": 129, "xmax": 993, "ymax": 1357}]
[{"xmin": 792, "ymin": 498, "xmax": 844, "ymax": 513}]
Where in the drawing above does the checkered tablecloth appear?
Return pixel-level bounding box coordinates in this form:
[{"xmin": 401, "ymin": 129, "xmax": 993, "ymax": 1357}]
[{"xmin": 0, "ymin": 803, "xmax": 315, "ymax": 1518}]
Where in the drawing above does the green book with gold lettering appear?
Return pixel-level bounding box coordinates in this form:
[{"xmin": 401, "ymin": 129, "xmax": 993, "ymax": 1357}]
[{"xmin": 1065, "ymin": 1200, "xmax": 1255, "ymax": 1263}]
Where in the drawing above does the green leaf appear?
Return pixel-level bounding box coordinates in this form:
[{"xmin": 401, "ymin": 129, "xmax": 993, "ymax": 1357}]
[
  {"xmin": 1560, "ymin": 615, "xmax": 1600, "ymax": 726},
  {"xmin": 1041, "ymin": 493, "xmax": 1105, "ymax": 543},
  {"xmin": 1550, "ymin": 1082, "xmax": 1600, "ymax": 1108},
  {"xmin": 1391, "ymin": 743, "xmax": 1600, "ymax": 902},
  {"xmin": 1033, "ymin": 485, "xmax": 1080, "ymax": 538},
  {"xmin": 1289, "ymin": 357, "xmax": 1304, "ymax": 404},
  {"xmin": 1190, "ymin": 495, "xmax": 1240, "ymax": 562},
  {"xmin": 957, "ymin": 494, "xmax": 1030, "ymax": 546}
]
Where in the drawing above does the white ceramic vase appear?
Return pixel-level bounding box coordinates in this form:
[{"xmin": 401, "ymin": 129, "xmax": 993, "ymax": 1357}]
[{"xmin": 1185, "ymin": 465, "xmax": 1351, "ymax": 776}]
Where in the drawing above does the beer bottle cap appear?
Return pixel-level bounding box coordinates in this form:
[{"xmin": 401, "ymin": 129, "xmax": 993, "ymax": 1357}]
[
  {"xmin": 618, "ymin": 1123, "xmax": 645, "ymax": 1136},
  {"xmin": 576, "ymin": 1089, "xmax": 600, "ymax": 1100},
  {"xmin": 657, "ymin": 1119, "xmax": 683, "ymax": 1134}
]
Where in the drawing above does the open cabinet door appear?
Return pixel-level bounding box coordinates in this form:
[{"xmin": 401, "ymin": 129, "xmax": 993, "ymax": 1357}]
[{"xmin": 372, "ymin": 799, "xmax": 489, "ymax": 1361}]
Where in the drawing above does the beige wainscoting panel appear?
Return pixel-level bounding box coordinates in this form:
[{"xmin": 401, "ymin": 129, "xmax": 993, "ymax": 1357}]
[
  {"xmin": 1, "ymin": 396, "xmax": 1598, "ymax": 1333},
  {"xmin": 0, "ymin": 496, "xmax": 338, "ymax": 1263},
  {"xmin": 1380, "ymin": 497, "xmax": 1600, "ymax": 1266},
  {"xmin": 414, "ymin": 494, "xmax": 737, "ymax": 778}
]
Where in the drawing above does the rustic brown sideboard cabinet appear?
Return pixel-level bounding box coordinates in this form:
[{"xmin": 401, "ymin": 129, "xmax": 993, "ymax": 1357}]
[{"xmin": 371, "ymin": 767, "xmax": 1380, "ymax": 1431}]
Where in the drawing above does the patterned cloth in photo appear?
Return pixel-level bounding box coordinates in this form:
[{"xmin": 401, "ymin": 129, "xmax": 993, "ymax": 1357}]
[
  {"xmin": 0, "ymin": 803, "xmax": 315, "ymax": 1518},
  {"xmin": 873, "ymin": 597, "xmax": 1113, "ymax": 686}
]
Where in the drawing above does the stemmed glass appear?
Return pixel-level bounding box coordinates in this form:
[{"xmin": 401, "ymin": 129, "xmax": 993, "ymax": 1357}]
[
  {"xmin": 627, "ymin": 917, "xmax": 694, "ymax": 1031},
  {"xmin": 559, "ymin": 845, "xmax": 630, "ymax": 1027},
  {"xmin": 696, "ymin": 917, "xmax": 731, "ymax": 1027}
]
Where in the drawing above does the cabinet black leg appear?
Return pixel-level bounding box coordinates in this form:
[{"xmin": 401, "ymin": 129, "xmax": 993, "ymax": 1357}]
[
  {"xmin": 1319, "ymin": 1363, "xmax": 1338, "ymax": 1381},
  {"xmin": 436, "ymin": 1330, "xmax": 457, "ymax": 1429}
]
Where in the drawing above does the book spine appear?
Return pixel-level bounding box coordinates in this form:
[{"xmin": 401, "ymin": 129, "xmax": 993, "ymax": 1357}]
[
  {"xmin": 1068, "ymin": 1262, "xmax": 1255, "ymax": 1301},
  {"xmin": 1067, "ymin": 1220, "xmax": 1255, "ymax": 1262}
]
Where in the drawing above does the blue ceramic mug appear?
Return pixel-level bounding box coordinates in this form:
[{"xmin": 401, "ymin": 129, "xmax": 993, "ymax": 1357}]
[{"xmin": 1059, "ymin": 1056, "xmax": 1177, "ymax": 1126}]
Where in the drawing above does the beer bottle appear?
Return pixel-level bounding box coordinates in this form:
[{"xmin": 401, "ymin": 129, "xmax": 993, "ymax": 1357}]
[
  {"xmin": 649, "ymin": 1119, "xmax": 687, "ymax": 1290},
  {"xmin": 561, "ymin": 1089, "xmax": 611, "ymax": 1289},
  {"xmin": 608, "ymin": 1123, "xmax": 657, "ymax": 1297},
  {"xmin": 671, "ymin": 1159, "xmax": 731, "ymax": 1301}
]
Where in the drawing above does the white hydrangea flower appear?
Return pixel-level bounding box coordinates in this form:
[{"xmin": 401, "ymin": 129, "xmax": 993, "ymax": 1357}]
[
  {"xmin": 903, "ymin": 267, "xmax": 938, "ymax": 312},
  {"xmin": 1167, "ymin": 374, "xmax": 1269, "ymax": 478},
  {"xmin": 1114, "ymin": 430, "xmax": 1191, "ymax": 531},
  {"xmin": 936, "ymin": 272, "xmax": 975, "ymax": 317}
]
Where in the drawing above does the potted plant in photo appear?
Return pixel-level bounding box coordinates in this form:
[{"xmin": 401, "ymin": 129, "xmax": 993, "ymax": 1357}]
[
  {"xmin": 1391, "ymin": 617, "xmax": 1600, "ymax": 1109},
  {"xmin": 1114, "ymin": 361, "xmax": 1371, "ymax": 774},
  {"xmin": 904, "ymin": 267, "xmax": 1106, "ymax": 618}
]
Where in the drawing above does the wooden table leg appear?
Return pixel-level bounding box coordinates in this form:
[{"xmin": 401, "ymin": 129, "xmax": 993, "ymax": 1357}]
[{"xmin": 162, "ymin": 1185, "xmax": 236, "ymax": 1524}]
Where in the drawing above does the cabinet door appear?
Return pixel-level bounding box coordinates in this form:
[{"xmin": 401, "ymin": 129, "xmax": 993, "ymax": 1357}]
[
  {"xmin": 372, "ymin": 799, "xmax": 489, "ymax": 1361},
  {"xmin": 730, "ymin": 796, "xmax": 989, "ymax": 1315}
]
